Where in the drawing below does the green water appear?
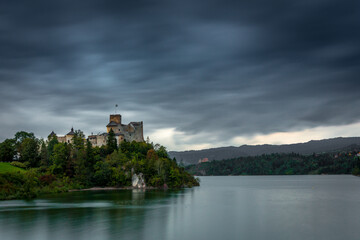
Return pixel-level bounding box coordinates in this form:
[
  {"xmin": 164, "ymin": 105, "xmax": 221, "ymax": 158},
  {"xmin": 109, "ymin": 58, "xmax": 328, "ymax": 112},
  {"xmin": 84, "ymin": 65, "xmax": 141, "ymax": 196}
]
[{"xmin": 1, "ymin": 175, "xmax": 360, "ymax": 240}]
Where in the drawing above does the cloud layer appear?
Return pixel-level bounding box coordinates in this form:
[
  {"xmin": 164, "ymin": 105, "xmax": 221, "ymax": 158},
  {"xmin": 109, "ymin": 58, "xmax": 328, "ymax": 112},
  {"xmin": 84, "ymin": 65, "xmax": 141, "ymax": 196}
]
[{"xmin": 1, "ymin": 0, "xmax": 360, "ymax": 150}]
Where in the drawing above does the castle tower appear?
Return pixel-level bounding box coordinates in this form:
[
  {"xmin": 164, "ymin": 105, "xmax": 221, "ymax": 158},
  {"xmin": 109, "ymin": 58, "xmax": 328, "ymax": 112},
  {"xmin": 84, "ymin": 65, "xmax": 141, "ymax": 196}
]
[
  {"xmin": 107, "ymin": 114, "xmax": 121, "ymax": 133},
  {"xmin": 110, "ymin": 114, "xmax": 121, "ymax": 124},
  {"xmin": 65, "ymin": 127, "xmax": 75, "ymax": 143}
]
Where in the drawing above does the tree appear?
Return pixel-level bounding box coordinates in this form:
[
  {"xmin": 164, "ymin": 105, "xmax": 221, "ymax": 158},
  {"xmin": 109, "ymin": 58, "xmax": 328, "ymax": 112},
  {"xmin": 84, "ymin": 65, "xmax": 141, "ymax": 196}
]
[
  {"xmin": 51, "ymin": 143, "xmax": 70, "ymax": 174},
  {"xmin": 106, "ymin": 129, "xmax": 117, "ymax": 154},
  {"xmin": 14, "ymin": 131, "xmax": 36, "ymax": 156},
  {"xmin": 47, "ymin": 135, "xmax": 58, "ymax": 165},
  {"xmin": 14, "ymin": 131, "xmax": 35, "ymax": 143},
  {"xmin": 72, "ymin": 130, "xmax": 85, "ymax": 150},
  {"xmin": 40, "ymin": 140, "xmax": 48, "ymax": 167},
  {"xmin": 73, "ymin": 147, "xmax": 87, "ymax": 183},
  {"xmin": 19, "ymin": 138, "xmax": 39, "ymax": 167},
  {"xmin": 155, "ymin": 158, "xmax": 167, "ymax": 181},
  {"xmin": 86, "ymin": 139, "xmax": 95, "ymax": 170},
  {"xmin": 156, "ymin": 145, "xmax": 168, "ymax": 158},
  {"xmin": 93, "ymin": 161, "xmax": 112, "ymax": 186},
  {"xmin": 146, "ymin": 149, "xmax": 158, "ymax": 161},
  {"xmin": 0, "ymin": 139, "xmax": 16, "ymax": 162}
]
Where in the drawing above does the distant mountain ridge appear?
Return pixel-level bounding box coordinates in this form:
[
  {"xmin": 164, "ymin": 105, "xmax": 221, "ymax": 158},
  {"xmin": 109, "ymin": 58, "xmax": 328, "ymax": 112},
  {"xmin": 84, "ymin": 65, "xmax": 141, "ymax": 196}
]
[{"xmin": 169, "ymin": 137, "xmax": 360, "ymax": 165}]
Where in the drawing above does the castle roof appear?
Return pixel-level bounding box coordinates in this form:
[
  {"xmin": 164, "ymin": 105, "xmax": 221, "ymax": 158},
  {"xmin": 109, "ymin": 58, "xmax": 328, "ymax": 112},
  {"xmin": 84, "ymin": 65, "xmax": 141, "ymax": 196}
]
[
  {"xmin": 48, "ymin": 131, "xmax": 56, "ymax": 138},
  {"xmin": 106, "ymin": 121, "xmax": 118, "ymax": 127},
  {"xmin": 66, "ymin": 127, "xmax": 75, "ymax": 136}
]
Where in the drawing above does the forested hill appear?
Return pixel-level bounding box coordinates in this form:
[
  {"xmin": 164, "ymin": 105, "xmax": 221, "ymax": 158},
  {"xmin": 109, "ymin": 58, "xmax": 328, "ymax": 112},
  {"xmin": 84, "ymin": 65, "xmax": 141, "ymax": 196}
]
[
  {"xmin": 185, "ymin": 152, "xmax": 360, "ymax": 176},
  {"xmin": 169, "ymin": 137, "xmax": 360, "ymax": 165}
]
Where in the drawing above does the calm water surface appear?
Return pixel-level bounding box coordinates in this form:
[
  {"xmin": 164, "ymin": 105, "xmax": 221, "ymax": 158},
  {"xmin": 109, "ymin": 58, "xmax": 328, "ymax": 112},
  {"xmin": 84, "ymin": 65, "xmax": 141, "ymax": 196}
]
[{"xmin": 1, "ymin": 175, "xmax": 360, "ymax": 240}]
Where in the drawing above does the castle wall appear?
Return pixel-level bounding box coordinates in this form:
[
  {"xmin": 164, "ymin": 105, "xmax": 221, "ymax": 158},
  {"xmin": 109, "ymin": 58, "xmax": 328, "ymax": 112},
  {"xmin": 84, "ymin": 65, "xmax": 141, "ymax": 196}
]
[
  {"xmin": 88, "ymin": 135, "xmax": 97, "ymax": 146},
  {"xmin": 57, "ymin": 136, "xmax": 66, "ymax": 143},
  {"xmin": 107, "ymin": 126, "xmax": 121, "ymax": 134},
  {"xmin": 57, "ymin": 135, "xmax": 74, "ymax": 144},
  {"xmin": 96, "ymin": 135, "xmax": 107, "ymax": 146},
  {"xmin": 118, "ymin": 122, "xmax": 144, "ymax": 142},
  {"xmin": 65, "ymin": 135, "xmax": 74, "ymax": 144},
  {"xmin": 129, "ymin": 123, "xmax": 144, "ymax": 142},
  {"xmin": 116, "ymin": 135, "xmax": 124, "ymax": 144},
  {"xmin": 88, "ymin": 134, "xmax": 107, "ymax": 147}
]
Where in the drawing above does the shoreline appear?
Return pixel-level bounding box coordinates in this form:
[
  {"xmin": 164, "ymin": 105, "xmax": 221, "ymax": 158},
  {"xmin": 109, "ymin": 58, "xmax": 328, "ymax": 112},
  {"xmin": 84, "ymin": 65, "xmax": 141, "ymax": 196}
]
[{"xmin": 69, "ymin": 186, "xmax": 161, "ymax": 192}]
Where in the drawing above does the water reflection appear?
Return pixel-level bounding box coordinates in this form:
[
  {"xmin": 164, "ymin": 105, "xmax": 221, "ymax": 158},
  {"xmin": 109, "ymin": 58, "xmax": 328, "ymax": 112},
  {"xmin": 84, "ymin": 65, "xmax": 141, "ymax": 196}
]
[
  {"xmin": 0, "ymin": 189, "xmax": 189, "ymax": 240},
  {"xmin": 0, "ymin": 176, "xmax": 360, "ymax": 240}
]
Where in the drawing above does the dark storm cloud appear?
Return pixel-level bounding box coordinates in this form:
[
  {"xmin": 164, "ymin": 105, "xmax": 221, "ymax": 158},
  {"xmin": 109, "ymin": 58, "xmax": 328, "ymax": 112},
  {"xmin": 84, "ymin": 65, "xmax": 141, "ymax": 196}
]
[{"xmin": 1, "ymin": 0, "xmax": 360, "ymax": 148}]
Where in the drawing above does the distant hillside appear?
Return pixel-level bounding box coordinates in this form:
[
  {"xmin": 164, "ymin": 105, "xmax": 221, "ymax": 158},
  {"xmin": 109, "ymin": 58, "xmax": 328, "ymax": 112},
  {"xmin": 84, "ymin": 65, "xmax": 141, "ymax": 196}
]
[
  {"xmin": 185, "ymin": 152, "xmax": 360, "ymax": 176},
  {"xmin": 169, "ymin": 137, "xmax": 360, "ymax": 165}
]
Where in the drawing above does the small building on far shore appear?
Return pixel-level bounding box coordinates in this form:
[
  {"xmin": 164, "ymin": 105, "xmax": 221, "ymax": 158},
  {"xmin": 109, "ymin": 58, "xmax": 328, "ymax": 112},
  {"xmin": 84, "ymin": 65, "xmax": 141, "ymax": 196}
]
[{"xmin": 198, "ymin": 158, "xmax": 209, "ymax": 164}]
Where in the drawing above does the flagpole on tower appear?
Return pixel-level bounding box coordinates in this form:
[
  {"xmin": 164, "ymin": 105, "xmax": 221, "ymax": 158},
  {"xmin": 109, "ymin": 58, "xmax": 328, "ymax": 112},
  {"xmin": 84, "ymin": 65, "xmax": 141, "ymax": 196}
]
[{"xmin": 115, "ymin": 104, "xmax": 118, "ymax": 114}]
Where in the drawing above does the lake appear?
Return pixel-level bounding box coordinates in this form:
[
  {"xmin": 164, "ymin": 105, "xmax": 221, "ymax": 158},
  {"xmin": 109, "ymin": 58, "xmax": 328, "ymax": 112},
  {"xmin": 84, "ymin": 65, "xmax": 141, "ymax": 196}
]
[{"xmin": 0, "ymin": 175, "xmax": 359, "ymax": 240}]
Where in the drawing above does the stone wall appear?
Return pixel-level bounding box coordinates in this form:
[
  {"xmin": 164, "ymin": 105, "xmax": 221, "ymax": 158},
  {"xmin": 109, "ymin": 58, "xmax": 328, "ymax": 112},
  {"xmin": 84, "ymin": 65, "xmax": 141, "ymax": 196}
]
[
  {"xmin": 57, "ymin": 136, "xmax": 66, "ymax": 143},
  {"xmin": 118, "ymin": 122, "xmax": 144, "ymax": 142},
  {"xmin": 65, "ymin": 135, "xmax": 73, "ymax": 144},
  {"xmin": 107, "ymin": 126, "xmax": 121, "ymax": 134}
]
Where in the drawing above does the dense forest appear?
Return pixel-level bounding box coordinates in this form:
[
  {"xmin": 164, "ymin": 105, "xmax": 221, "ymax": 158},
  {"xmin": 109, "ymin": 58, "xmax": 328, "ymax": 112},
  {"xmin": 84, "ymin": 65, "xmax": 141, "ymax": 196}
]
[
  {"xmin": 169, "ymin": 137, "xmax": 360, "ymax": 165},
  {"xmin": 0, "ymin": 130, "xmax": 199, "ymax": 200},
  {"xmin": 186, "ymin": 152, "xmax": 360, "ymax": 176}
]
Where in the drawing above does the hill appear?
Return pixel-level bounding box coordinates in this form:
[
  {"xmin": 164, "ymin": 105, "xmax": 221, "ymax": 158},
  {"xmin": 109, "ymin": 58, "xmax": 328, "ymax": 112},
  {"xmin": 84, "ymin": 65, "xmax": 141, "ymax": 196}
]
[
  {"xmin": 0, "ymin": 131, "xmax": 199, "ymax": 200},
  {"xmin": 185, "ymin": 152, "xmax": 360, "ymax": 176},
  {"xmin": 169, "ymin": 137, "xmax": 360, "ymax": 165}
]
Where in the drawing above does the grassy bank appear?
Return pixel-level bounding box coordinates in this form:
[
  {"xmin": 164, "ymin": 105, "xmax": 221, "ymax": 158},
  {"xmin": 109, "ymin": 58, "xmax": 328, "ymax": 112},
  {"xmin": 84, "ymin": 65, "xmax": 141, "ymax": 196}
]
[
  {"xmin": 0, "ymin": 162, "xmax": 25, "ymax": 174},
  {"xmin": 0, "ymin": 170, "xmax": 83, "ymax": 200}
]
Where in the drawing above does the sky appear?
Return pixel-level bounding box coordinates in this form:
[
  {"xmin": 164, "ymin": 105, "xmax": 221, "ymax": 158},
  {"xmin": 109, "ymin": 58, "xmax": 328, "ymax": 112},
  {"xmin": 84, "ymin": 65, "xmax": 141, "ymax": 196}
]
[{"xmin": 1, "ymin": 0, "xmax": 360, "ymax": 151}]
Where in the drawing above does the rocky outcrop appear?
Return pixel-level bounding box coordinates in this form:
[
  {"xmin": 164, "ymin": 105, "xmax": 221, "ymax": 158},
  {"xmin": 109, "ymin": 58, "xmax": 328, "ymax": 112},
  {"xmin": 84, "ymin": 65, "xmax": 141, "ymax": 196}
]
[{"xmin": 132, "ymin": 173, "xmax": 146, "ymax": 188}]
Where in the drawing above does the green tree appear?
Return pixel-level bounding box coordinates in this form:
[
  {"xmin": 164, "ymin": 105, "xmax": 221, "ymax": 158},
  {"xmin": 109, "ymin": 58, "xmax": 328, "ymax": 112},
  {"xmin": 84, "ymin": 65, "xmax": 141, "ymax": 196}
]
[
  {"xmin": 19, "ymin": 138, "xmax": 39, "ymax": 167},
  {"xmin": 156, "ymin": 145, "xmax": 168, "ymax": 158},
  {"xmin": 72, "ymin": 130, "xmax": 85, "ymax": 150},
  {"xmin": 51, "ymin": 143, "xmax": 70, "ymax": 174},
  {"xmin": 40, "ymin": 140, "xmax": 48, "ymax": 167},
  {"xmin": 47, "ymin": 134, "xmax": 59, "ymax": 163},
  {"xmin": 93, "ymin": 161, "xmax": 112, "ymax": 186},
  {"xmin": 86, "ymin": 139, "xmax": 95, "ymax": 171},
  {"xmin": 106, "ymin": 129, "xmax": 117, "ymax": 154},
  {"xmin": 0, "ymin": 139, "xmax": 16, "ymax": 162},
  {"xmin": 14, "ymin": 131, "xmax": 35, "ymax": 153},
  {"xmin": 14, "ymin": 131, "xmax": 35, "ymax": 143},
  {"xmin": 73, "ymin": 148, "xmax": 87, "ymax": 183},
  {"xmin": 155, "ymin": 158, "xmax": 167, "ymax": 182}
]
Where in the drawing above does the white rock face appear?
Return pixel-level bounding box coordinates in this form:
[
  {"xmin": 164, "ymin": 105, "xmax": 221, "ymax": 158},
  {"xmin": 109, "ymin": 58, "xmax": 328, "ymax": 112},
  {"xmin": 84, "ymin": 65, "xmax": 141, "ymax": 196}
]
[{"xmin": 132, "ymin": 173, "xmax": 146, "ymax": 188}]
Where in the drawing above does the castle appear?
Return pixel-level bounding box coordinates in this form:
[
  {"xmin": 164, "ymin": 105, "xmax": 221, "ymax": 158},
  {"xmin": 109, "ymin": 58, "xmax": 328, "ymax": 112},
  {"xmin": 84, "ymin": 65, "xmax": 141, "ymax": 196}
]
[{"xmin": 53, "ymin": 114, "xmax": 144, "ymax": 146}]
